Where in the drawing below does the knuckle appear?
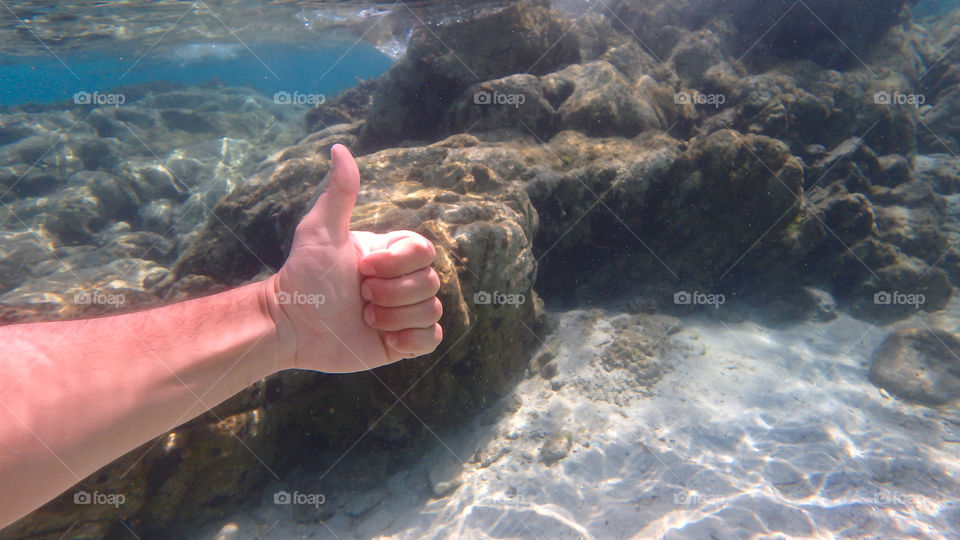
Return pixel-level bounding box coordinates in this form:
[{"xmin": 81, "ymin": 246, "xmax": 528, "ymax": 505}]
[{"xmin": 427, "ymin": 269, "xmax": 441, "ymax": 292}]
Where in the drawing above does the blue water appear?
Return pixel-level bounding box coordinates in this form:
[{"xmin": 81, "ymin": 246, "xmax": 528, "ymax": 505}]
[
  {"xmin": 914, "ymin": 0, "xmax": 960, "ymax": 17},
  {"xmin": 0, "ymin": 41, "xmax": 394, "ymax": 107}
]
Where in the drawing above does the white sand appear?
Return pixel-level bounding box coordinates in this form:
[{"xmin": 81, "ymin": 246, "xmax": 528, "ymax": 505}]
[{"xmin": 196, "ymin": 300, "xmax": 960, "ymax": 539}]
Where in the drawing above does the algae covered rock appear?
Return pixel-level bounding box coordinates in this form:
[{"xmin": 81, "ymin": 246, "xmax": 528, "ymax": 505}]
[
  {"xmin": 609, "ymin": 0, "xmax": 909, "ymax": 70},
  {"xmin": 358, "ymin": 2, "xmax": 582, "ymax": 150},
  {"xmin": 545, "ymin": 61, "xmax": 661, "ymax": 137},
  {"xmin": 30, "ymin": 132, "xmax": 543, "ymax": 534}
]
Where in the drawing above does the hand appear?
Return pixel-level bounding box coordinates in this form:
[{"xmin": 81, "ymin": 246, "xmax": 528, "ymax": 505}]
[{"xmin": 264, "ymin": 144, "xmax": 443, "ymax": 373}]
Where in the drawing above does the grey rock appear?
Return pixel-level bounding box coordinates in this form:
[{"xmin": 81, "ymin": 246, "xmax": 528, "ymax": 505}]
[
  {"xmin": 669, "ymin": 27, "xmax": 727, "ymax": 87},
  {"xmin": 876, "ymin": 154, "xmax": 910, "ymax": 187},
  {"xmin": 912, "ymin": 154, "xmax": 960, "ymax": 194},
  {"xmin": 869, "ymin": 327, "xmax": 960, "ymax": 406},
  {"xmin": 445, "ymin": 74, "xmax": 559, "ymax": 140},
  {"xmin": 801, "ymin": 287, "xmax": 837, "ymax": 322},
  {"xmin": 539, "ymin": 431, "xmax": 572, "ymax": 464},
  {"xmin": 139, "ymin": 199, "xmax": 176, "ymax": 234},
  {"xmin": 540, "ymin": 360, "xmax": 559, "ymax": 379},
  {"xmin": 69, "ymin": 170, "xmax": 141, "ymax": 221},
  {"xmin": 40, "ymin": 185, "xmax": 110, "ymax": 243},
  {"xmin": 544, "ymin": 61, "xmax": 661, "ymax": 137},
  {"xmin": 358, "ymin": 3, "xmax": 581, "ymax": 150}
]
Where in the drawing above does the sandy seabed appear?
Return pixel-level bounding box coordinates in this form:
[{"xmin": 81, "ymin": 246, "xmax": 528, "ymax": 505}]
[{"xmin": 195, "ymin": 297, "xmax": 960, "ymax": 540}]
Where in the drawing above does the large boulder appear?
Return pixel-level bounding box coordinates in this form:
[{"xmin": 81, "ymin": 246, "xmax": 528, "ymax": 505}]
[
  {"xmin": 3, "ymin": 129, "xmax": 551, "ymax": 537},
  {"xmin": 729, "ymin": 0, "xmax": 909, "ymax": 68},
  {"xmin": 443, "ymin": 60, "xmax": 675, "ymax": 141},
  {"xmin": 305, "ymin": 79, "xmax": 378, "ymax": 135},
  {"xmin": 357, "ymin": 2, "xmax": 582, "ymax": 151},
  {"xmin": 519, "ymin": 128, "xmax": 804, "ymax": 305},
  {"xmin": 545, "ymin": 61, "xmax": 662, "ymax": 137},
  {"xmin": 608, "ymin": 0, "xmax": 910, "ymax": 70}
]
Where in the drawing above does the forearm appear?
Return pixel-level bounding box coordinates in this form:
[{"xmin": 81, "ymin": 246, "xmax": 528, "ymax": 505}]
[{"xmin": 0, "ymin": 280, "xmax": 282, "ymax": 527}]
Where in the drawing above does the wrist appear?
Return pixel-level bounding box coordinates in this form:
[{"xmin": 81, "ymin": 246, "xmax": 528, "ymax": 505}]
[{"xmin": 258, "ymin": 274, "xmax": 298, "ymax": 373}]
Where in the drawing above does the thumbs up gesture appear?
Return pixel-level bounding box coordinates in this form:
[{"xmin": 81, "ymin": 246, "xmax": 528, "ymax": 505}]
[{"xmin": 265, "ymin": 144, "xmax": 443, "ymax": 373}]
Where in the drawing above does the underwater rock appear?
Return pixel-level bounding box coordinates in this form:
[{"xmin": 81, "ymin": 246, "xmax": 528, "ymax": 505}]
[
  {"xmin": 445, "ymin": 74, "xmax": 560, "ymax": 141},
  {"xmin": 876, "ymin": 154, "xmax": 911, "ymax": 187},
  {"xmin": 809, "ymin": 137, "xmax": 883, "ymax": 191},
  {"xmin": 0, "ymin": 229, "xmax": 60, "ymax": 294},
  {"xmin": 729, "ymin": 0, "xmax": 908, "ymax": 69},
  {"xmin": 0, "ymin": 116, "xmax": 37, "ymax": 146},
  {"xmin": 545, "ymin": 61, "xmax": 661, "ymax": 137},
  {"xmin": 647, "ymin": 129, "xmax": 803, "ymax": 284},
  {"xmin": 873, "ymin": 203, "xmax": 945, "ymax": 263},
  {"xmin": 597, "ymin": 314, "xmax": 679, "ymax": 387},
  {"xmin": 39, "ymin": 185, "xmax": 112, "ymax": 244},
  {"xmin": 118, "ymin": 132, "xmax": 551, "ymax": 532},
  {"xmin": 7, "ymin": 1, "xmax": 960, "ymax": 534},
  {"xmin": 869, "ymin": 327, "xmax": 960, "ymax": 406},
  {"xmin": 357, "ymin": 2, "xmax": 582, "ymax": 150},
  {"xmin": 70, "ymin": 170, "xmax": 141, "ymax": 221},
  {"xmin": 0, "ymin": 402, "xmax": 278, "ymax": 539},
  {"xmin": 800, "ymin": 287, "xmax": 837, "ymax": 322},
  {"xmin": 69, "ymin": 134, "xmax": 124, "ymax": 170},
  {"xmin": 139, "ymin": 199, "xmax": 176, "ymax": 234},
  {"xmin": 0, "ymin": 81, "xmax": 312, "ymax": 323},
  {"xmin": 712, "ymin": 63, "xmax": 917, "ymax": 157},
  {"xmin": 0, "ymin": 257, "xmax": 166, "ymax": 319},
  {"xmin": 610, "ymin": 0, "xmax": 908, "ymax": 71},
  {"xmin": 539, "ymin": 431, "xmax": 573, "ymax": 464},
  {"xmin": 806, "ymin": 186, "xmax": 877, "ymax": 248},
  {"xmin": 444, "ymin": 59, "xmax": 678, "ymax": 141},
  {"xmin": 912, "ymin": 154, "xmax": 960, "ymax": 195},
  {"xmin": 668, "ymin": 25, "xmax": 730, "ymax": 87},
  {"xmin": 847, "ymin": 258, "xmax": 951, "ymax": 322},
  {"xmin": 919, "ymin": 85, "xmax": 960, "ymax": 155},
  {"xmin": 598, "ymin": 40, "xmax": 664, "ymax": 82},
  {"xmin": 305, "ymin": 79, "xmax": 378, "ymax": 134}
]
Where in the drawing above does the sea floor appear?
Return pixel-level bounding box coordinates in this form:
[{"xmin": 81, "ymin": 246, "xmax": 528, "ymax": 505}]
[{"xmin": 192, "ymin": 298, "xmax": 960, "ymax": 539}]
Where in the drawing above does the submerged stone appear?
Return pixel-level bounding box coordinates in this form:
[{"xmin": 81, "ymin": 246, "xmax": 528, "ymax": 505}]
[{"xmin": 869, "ymin": 327, "xmax": 960, "ymax": 406}]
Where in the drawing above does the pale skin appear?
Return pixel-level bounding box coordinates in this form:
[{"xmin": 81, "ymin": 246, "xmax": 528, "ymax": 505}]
[{"xmin": 0, "ymin": 144, "xmax": 443, "ymax": 528}]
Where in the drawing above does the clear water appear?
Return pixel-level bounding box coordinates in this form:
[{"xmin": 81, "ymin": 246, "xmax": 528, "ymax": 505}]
[
  {"xmin": 2, "ymin": 0, "xmax": 960, "ymax": 539},
  {"xmin": 0, "ymin": 42, "xmax": 393, "ymax": 107}
]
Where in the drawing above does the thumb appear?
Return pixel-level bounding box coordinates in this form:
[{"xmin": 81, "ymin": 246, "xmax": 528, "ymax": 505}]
[{"xmin": 307, "ymin": 144, "xmax": 360, "ymax": 238}]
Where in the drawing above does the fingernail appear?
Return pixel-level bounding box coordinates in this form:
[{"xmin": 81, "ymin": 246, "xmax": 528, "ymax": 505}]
[
  {"xmin": 365, "ymin": 305, "xmax": 376, "ymax": 325},
  {"xmin": 358, "ymin": 259, "xmax": 374, "ymax": 276},
  {"xmin": 361, "ymin": 282, "xmax": 373, "ymax": 301},
  {"xmin": 386, "ymin": 334, "xmax": 398, "ymax": 349}
]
